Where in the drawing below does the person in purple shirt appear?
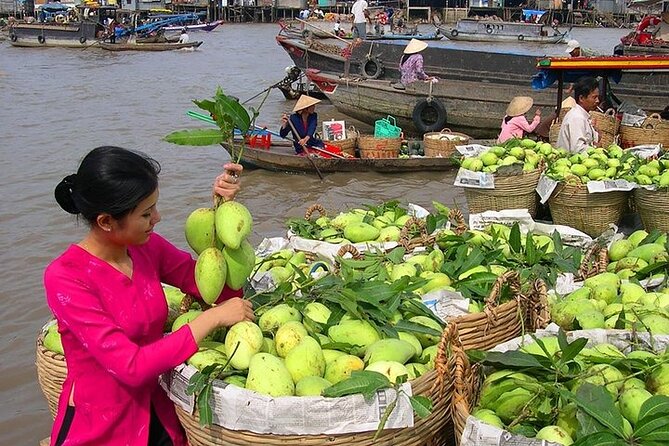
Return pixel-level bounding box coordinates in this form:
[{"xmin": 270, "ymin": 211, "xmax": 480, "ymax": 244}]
[
  {"xmin": 279, "ymin": 95, "xmax": 324, "ymax": 155},
  {"xmin": 399, "ymin": 39, "xmax": 436, "ymax": 86},
  {"xmin": 45, "ymin": 146, "xmax": 254, "ymax": 446}
]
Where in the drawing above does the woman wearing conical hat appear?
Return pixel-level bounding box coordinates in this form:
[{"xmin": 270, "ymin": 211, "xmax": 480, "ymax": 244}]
[
  {"xmin": 399, "ymin": 39, "xmax": 436, "ymax": 86},
  {"xmin": 497, "ymin": 96, "xmax": 542, "ymax": 143},
  {"xmin": 279, "ymin": 95, "xmax": 324, "ymax": 155}
]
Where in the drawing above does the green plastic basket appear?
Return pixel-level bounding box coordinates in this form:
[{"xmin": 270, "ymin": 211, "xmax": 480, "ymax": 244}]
[{"xmin": 374, "ymin": 115, "xmax": 402, "ymax": 138}]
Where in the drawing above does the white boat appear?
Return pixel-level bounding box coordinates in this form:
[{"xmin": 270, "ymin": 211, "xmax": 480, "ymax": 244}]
[
  {"xmin": 162, "ymin": 20, "xmax": 223, "ymax": 33},
  {"xmin": 439, "ymin": 19, "xmax": 569, "ymax": 44}
]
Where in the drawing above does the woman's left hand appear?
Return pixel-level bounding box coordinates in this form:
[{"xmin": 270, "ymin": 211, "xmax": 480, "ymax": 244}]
[{"xmin": 213, "ymin": 163, "xmax": 243, "ymax": 202}]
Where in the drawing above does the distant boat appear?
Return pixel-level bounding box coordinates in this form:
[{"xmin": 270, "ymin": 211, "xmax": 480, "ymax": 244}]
[
  {"xmin": 99, "ymin": 41, "xmax": 202, "ymax": 51},
  {"xmin": 163, "ymin": 20, "xmax": 223, "ymax": 33},
  {"xmin": 347, "ymin": 31, "xmax": 443, "ymax": 41},
  {"xmin": 439, "ymin": 19, "xmax": 568, "ymax": 44}
]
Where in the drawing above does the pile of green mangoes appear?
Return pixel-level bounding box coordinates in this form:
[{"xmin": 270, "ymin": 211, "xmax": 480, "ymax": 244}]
[
  {"xmin": 544, "ymin": 145, "xmax": 631, "ymax": 184},
  {"xmin": 472, "ymin": 336, "xmax": 669, "ymax": 445},
  {"xmin": 629, "ymin": 155, "xmax": 669, "ymax": 187},
  {"xmin": 185, "ymin": 201, "xmax": 255, "ymax": 303},
  {"xmin": 460, "ymin": 139, "xmax": 558, "ymax": 174},
  {"xmin": 608, "ymin": 229, "xmax": 668, "ymax": 279}
]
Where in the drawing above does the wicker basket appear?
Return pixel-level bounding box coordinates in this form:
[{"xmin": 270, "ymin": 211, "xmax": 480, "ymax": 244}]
[
  {"xmin": 423, "ymin": 129, "xmax": 471, "ymax": 158},
  {"xmin": 548, "ymin": 183, "xmax": 628, "ymax": 237},
  {"xmin": 36, "ymin": 331, "xmax": 67, "ymax": 419},
  {"xmin": 329, "ymin": 126, "xmax": 359, "ymax": 156},
  {"xmin": 174, "ymin": 324, "xmax": 464, "ymax": 446},
  {"xmin": 634, "ymin": 188, "xmax": 669, "ymax": 232},
  {"xmin": 620, "ymin": 113, "xmax": 669, "ymax": 148},
  {"xmin": 590, "ymin": 109, "xmax": 619, "ymax": 149},
  {"xmin": 577, "ymin": 244, "xmax": 609, "ymax": 281},
  {"xmin": 549, "ymin": 121, "xmax": 561, "ymax": 146},
  {"xmin": 357, "ymin": 135, "xmax": 401, "ymax": 159},
  {"xmin": 463, "ymin": 168, "xmax": 542, "ymax": 217}
]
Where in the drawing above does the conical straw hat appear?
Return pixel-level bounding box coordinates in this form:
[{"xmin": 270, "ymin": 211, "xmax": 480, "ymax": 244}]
[
  {"xmin": 293, "ymin": 95, "xmax": 321, "ymax": 112},
  {"xmin": 506, "ymin": 96, "xmax": 534, "ymax": 117},
  {"xmin": 561, "ymin": 96, "xmax": 577, "ymax": 109},
  {"xmin": 403, "ymin": 38, "xmax": 428, "ymax": 54}
]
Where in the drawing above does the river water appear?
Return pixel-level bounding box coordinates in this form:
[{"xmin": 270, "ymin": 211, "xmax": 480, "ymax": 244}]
[{"xmin": 0, "ymin": 23, "xmax": 628, "ymax": 444}]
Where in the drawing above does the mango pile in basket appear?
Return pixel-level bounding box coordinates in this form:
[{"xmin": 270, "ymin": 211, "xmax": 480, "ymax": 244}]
[{"xmin": 458, "ymin": 138, "xmax": 560, "ymax": 173}]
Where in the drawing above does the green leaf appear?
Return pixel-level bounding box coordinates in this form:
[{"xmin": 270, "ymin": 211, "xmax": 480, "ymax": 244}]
[
  {"xmin": 394, "ymin": 319, "xmax": 442, "ymax": 337},
  {"xmin": 409, "ymin": 395, "xmax": 433, "ymax": 418},
  {"xmin": 577, "ymin": 407, "xmax": 608, "ymax": 437},
  {"xmin": 567, "ymin": 383, "xmax": 626, "ymax": 438},
  {"xmin": 634, "ymin": 395, "xmax": 669, "ymax": 439},
  {"xmin": 572, "ymin": 431, "xmax": 628, "ymax": 446},
  {"xmin": 560, "ymin": 337, "xmax": 588, "ymax": 364},
  {"xmin": 525, "ymin": 232, "xmax": 538, "ymax": 265},
  {"xmin": 614, "ymin": 308, "xmax": 626, "ymax": 330},
  {"xmin": 476, "ymin": 350, "xmax": 547, "ymax": 369},
  {"xmin": 197, "ymin": 382, "xmax": 213, "ymax": 427},
  {"xmin": 509, "ymin": 223, "xmax": 522, "ymax": 253},
  {"xmin": 322, "ymin": 370, "xmax": 391, "ymax": 400},
  {"xmin": 386, "ymin": 247, "xmax": 406, "ymax": 265},
  {"xmin": 164, "ymin": 129, "xmax": 224, "ymax": 146},
  {"xmin": 186, "ymin": 371, "xmax": 209, "ymax": 396}
]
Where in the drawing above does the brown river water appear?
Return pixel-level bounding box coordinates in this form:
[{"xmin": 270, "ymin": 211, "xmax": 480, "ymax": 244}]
[{"xmin": 0, "ymin": 23, "xmax": 627, "ymax": 444}]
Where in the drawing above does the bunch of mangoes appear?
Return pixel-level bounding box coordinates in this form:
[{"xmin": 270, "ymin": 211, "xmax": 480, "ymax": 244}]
[
  {"xmin": 460, "ymin": 139, "xmax": 559, "ymax": 174},
  {"xmin": 545, "ymin": 145, "xmax": 632, "ymax": 184}
]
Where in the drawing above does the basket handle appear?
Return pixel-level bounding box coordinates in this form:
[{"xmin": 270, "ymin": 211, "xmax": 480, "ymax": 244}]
[
  {"xmin": 440, "ymin": 128, "xmax": 453, "ymax": 134},
  {"xmin": 648, "ymin": 113, "xmax": 663, "ymax": 121},
  {"xmin": 347, "ymin": 125, "xmax": 359, "ymax": 137},
  {"xmin": 483, "ymin": 270, "xmax": 521, "ymax": 322},
  {"xmin": 333, "ymin": 244, "xmax": 362, "ymax": 273},
  {"xmin": 387, "ymin": 115, "xmax": 397, "ymax": 126},
  {"xmin": 449, "ymin": 208, "xmax": 467, "ymax": 235},
  {"xmin": 528, "ymin": 279, "xmax": 550, "ymax": 331},
  {"xmin": 578, "ymin": 244, "xmax": 608, "ymax": 280},
  {"xmin": 305, "ymin": 204, "xmax": 327, "ymax": 221},
  {"xmin": 604, "ymin": 108, "xmax": 616, "ymax": 117},
  {"xmin": 448, "ymin": 322, "xmax": 478, "ymax": 438},
  {"xmin": 399, "ymin": 217, "xmax": 428, "ymax": 248},
  {"xmin": 430, "ymin": 321, "xmax": 467, "ymax": 399}
]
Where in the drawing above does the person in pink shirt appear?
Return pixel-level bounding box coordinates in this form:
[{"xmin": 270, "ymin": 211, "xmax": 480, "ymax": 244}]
[
  {"xmin": 44, "ymin": 146, "xmax": 255, "ymax": 446},
  {"xmin": 497, "ymin": 96, "xmax": 542, "ymax": 143}
]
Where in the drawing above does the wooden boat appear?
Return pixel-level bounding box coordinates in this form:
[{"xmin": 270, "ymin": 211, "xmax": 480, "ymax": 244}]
[
  {"xmin": 352, "ymin": 31, "xmax": 443, "ymax": 41},
  {"xmin": 99, "ymin": 41, "xmax": 202, "ymax": 51},
  {"xmin": 163, "ymin": 20, "xmax": 223, "ymax": 33},
  {"xmin": 136, "ymin": 35, "xmax": 180, "ymax": 44},
  {"xmin": 439, "ymin": 20, "xmax": 569, "ymax": 44},
  {"xmin": 620, "ymin": 32, "xmax": 669, "ymax": 55},
  {"xmin": 221, "ymin": 141, "xmax": 457, "ymax": 174}
]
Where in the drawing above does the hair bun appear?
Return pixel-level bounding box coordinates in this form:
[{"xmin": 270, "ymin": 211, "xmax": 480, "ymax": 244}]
[{"xmin": 54, "ymin": 174, "xmax": 80, "ymax": 215}]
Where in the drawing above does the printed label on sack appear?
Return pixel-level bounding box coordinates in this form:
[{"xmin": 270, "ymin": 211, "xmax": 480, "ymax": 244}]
[
  {"xmin": 586, "ymin": 179, "xmax": 637, "ymax": 193},
  {"xmin": 455, "ymin": 144, "xmax": 491, "ymax": 158},
  {"xmin": 536, "ymin": 174, "xmax": 558, "ymax": 204},
  {"xmin": 454, "ymin": 168, "xmax": 494, "ymax": 189}
]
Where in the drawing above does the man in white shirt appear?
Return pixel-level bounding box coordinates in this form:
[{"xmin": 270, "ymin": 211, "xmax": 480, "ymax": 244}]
[
  {"xmin": 557, "ymin": 77, "xmax": 600, "ymax": 153},
  {"xmin": 351, "ymin": 0, "xmax": 368, "ymax": 39},
  {"xmin": 178, "ymin": 28, "xmax": 190, "ymax": 44}
]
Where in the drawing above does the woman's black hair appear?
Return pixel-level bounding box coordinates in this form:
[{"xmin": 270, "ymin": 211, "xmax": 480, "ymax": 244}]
[
  {"xmin": 54, "ymin": 146, "xmax": 161, "ymax": 225},
  {"xmin": 573, "ymin": 77, "xmax": 599, "ymax": 103}
]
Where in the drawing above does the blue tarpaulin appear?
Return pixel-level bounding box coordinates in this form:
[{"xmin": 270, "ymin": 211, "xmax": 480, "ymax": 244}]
[
  {"xmin": 531, "ymin": 69, "xmax": 623, "ymax": 90},
  {"xmin": 522, "ymin": 9, "xmax": 545, "ymax": 19}
]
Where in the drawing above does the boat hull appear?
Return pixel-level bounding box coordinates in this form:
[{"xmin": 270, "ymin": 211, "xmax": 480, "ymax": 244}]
[
  {"xmin": 99, "ymin": 41, "xmax": 202, "ymax": 51},
  {"xmin": 163, "ymin": 20, "xmax": 223, "ymax": 32},
  {"xmin": 8, "ymin": 22, "xmax": 97, "ymax": 48},
  {"xmin": 222, "ymin": 142, "xmax": 457, "ymax": 173},
  {"xmin": 440, "ymin": 28, "xmax": 565, "ymax": 43}
]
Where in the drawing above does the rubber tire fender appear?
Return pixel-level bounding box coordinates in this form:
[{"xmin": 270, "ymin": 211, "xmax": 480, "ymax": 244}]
[
  {"xmin": 518, "ymin": 34, "xmax": 525, "ymax": 41},
  {"xmin": 412, "ymin": 98, "xmax": 447, "ymax": 134},
  {"xmin": 362, "ymin": 56, "xmax": 384, "ymax": 79},
  {"xmin": 486, "ymin": 25, "xmax": 493, "ymax": 34},
  {"xmin": 10, "ymin": 33, "xmax": 17, "ymax": 42},
  {"xmin": 451, "ymin": 29, "xmax": 458, "ymax": 37},
  {"xmin": 302, "ymin": 29, "xmax": 312, "ymax": 39},
  {"xmin": 79, "ymin": 36, "xmax": 87, "ymax": 44},
  {"xmin": 38, "ymin": 35, "xmax": 45, "ymax": 44}
]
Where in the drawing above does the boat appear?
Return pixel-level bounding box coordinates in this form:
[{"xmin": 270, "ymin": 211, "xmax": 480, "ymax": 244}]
[
  {"xmin": 620, "ymin": 32, "xmax": 669, "ymax": 55},
  {"xmin": 353, "ymin": 31, "xmax": 443, "ymax": 41},
  {"xmin": 438, "ymin": 19, "xmax": 569, "ymax": 44},
  {"xmin": 221, "ymin": 140, "xmax": 458, "ymax": 174},
  {"xmin": 99, "ymin": 41, "xmax": 202, "ymax": 51},
  {"xmin": 163, "ymin": 20, "xmax": 223, "ymax": 33},
  {"xmin": 8, "ymin": 5, "xmax": 117, "ymax": 48},
  {"xmin": 276, "ymin": 65, "xmax": 328, "ymax": 100}
]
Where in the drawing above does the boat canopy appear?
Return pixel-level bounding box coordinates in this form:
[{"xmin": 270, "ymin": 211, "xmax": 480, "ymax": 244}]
[{"xmin": 531, "ymin": 55, "xmax": 669, "ymax": 90}]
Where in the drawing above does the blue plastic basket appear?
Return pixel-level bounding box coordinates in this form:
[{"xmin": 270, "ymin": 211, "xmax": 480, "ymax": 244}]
[{"xmin": 374, "ymin": 115, "xmax": 402, "ymax": 138}]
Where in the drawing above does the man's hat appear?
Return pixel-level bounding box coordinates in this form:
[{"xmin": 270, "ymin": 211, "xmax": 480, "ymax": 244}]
[
  {"xmin": 506, "ymin": 96, "xmax": 534, "ymax": 117},
  {"xmin": 403, "ymin": 38, "xmax": 428, "ymax": 54},
  {"xmin": 293, "ymin": 95, "xmax": 321, "ymax": 112},
  {"xmin": 565, "ymin": 39, "xmax": 581, "ymax": 54}
]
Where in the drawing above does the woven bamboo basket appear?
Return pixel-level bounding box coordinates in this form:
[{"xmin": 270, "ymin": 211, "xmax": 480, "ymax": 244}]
[
  {"xmin": 576, "ymin": 244, "xmax": 609, "ymax": 281},
  {"xmin": 423, "ymin": 129, "xmax": 471, "ymax": 158},
  {"xmin": 397, "ymin": 209, "xmax": 467, "ymax": 252},
  {"xmin": 357, "ymin": 135, "xmax": 401, "ymax": 159},
  {"xmin": 549, "ymin": 121, "xmax": 561, "ymax": 146},
  {"xmin": 463, "ymin": 168, "xmax": 542, "ymax": 217},
  {"xmin": 558, "ymin": 107, "xmax": 571, "ymax": 122},
  {"xmin": 548, "ymin": 183, "xmax": 628, "ymax": 237},
  {"xmin": 620, "ymin": 113, "xmax": 669, "ymax": 148},
  {"xmin": 36, "ymin": 331, "xmax": 67, "ymax": 419},
  {"xmin": 634, "ymin": 188, "xmax": 669, "ymax": 232},
  {"xmin": 174, "ymin": 323, "xmax": 465, "ymax": 446},
  {"xmin": 329, "ymin": 126, "xmax": 359, "ymax": 156}
]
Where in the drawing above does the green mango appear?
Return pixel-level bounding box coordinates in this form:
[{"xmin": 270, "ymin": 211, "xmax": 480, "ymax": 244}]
[
  {"xmin": 275, "ymin": 321, "xmax": 308, "ymax": 358},
  {"xmin": 405, "ymin": 362, "xmax": 429, "ymax": 380},
  {"xmin": 628, "ymin": 230, "xmax": 649, "ymax": 248},
  {"xmin": 365, "ymin": 361, "xmax": 409, "ymax": 383},
  {"xmin": 377, "ymin": 226, "xmax": 402, "ymax": 242},
  {"xmin": 619, "ymin": 388, "xmax": 652, "ymax": 425},
  {"xmin": 295, "ymin": 376, "xmax": 331, "ymax": 396},
  {"xmin": 322, "ymin": 349, "xmax": 346, "ymax": 365},
  {"xmin": 223, "ymin": 375, "xmax": 247, "ymax": 387},
  {"xmin": 609, "ymin": 239, "xmax": 633, "ymax": 261},
  {"xmin": 627, "ymin": 243, "xmax": 667, "ymax": 264},
  {"xmin": 172, "ymin": 310, "xmax": 203, "ymax": 332},
  {"xmin": 224, "ymin": 321, "xmax": 264, "ymax": 370},
  {"xmin": 408, "ymin": 316, "xmax": 443, "ymax": 347},
  {"xmin": 260, "ymin": 337, "xmax": 277, "ymax": 356},
  {"xmin": 472, "ymin": 409, "xmax": 505, "ymax": 428},
  {"xmin": 195, "ymin": 247, "xmax": 227, "ymax": 305},
  {"xmin": 364, "ymin": 339, "xmax": 416, "ymax": 365},
  {"xmin": 43, "ymin": 330, "xmax": 64, "ymax": 355},
  {"xmin": 284, "ymin": 336, "xmax": 326, "ymax": 383},
  {"xmin": 222, "ymin": 239, "xmax": 255, "ymax": 290},
  {"xmin": 324, "ymin": 354, "xmax": 365, "ymax": 384},
  {"xmin": 246, "ymin": 353, "xmax": 294, "ymax": 397},
  {"xmin": 258, "ymin": 304, "xmax": 302, "ymax": 334},
  {"xmin": 398, "ymin": 332, "xmax": 423, "ymax": 358},
  {"xmin": 343, "ymin": 222, "xmax": 380, "ymax": 243},
  {"xmin": 328, "ymin": 320, "xmax": 381, "ymax": 355},
  {"xmin": 187, "ymin": 349, "xmax": 228, "ymax": 371},
  {"xmin": 302, "ymin": 302, "xmax": 332, "ymax": 334},
  {"xmin": 535, "ymin": 425, "xmax": 573, "ymax": 445},
  {"xmin": 184, "ymin": 208, "xmax": 216, "ymax": 255},
  {"xmin": 494, "ymin": 388, "xmax": 534, "ymax": 423},
  {"xmin": 215, "ymin": 201, "xmax": 253, "ymax": 250}
]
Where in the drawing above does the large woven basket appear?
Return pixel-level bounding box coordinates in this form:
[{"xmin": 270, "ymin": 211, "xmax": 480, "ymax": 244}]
[
  {"xmin": 591, "ymin": 109, "xmax": 619, "ymax": 149},
  {"xmin": 634, "ymin": 188, "xmax": 669, "ymax": 232},
  {"xmin": 329, "ymin": 126, "xmax": 359, "ymax": 156},
  {"xmin": 620, "ymin": 113, "xmax": 669, "ymax": 148},
  {"xmin": 36, "ymin": 331, "xmax": 67, "ymax": 419},
  {"xmin": 357, "ymin": 135, "xmax": 401, "ymax": 159},
  {"xmin": 463, "ymin": 168, "xmax": 542, "ymax": 217},
  {"xmin": 174, "ymin": 324, "xmax": 464, "ymax": 446},
  {"xmin": 549, "ymin": 121, "xmax": 561, "ymax": 146},
  {"xmin": 548, "ymin": 183, "xmax": 628, "ymax": 237},
  {"xmin": 423, "ymin": 129, "xmax": 470, "ymax": 158}
]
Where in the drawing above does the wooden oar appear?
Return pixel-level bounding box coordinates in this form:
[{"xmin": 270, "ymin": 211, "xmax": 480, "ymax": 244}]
[{"xmin": 285, "ymin": 118, "xmax": 324, "ymax": 180}]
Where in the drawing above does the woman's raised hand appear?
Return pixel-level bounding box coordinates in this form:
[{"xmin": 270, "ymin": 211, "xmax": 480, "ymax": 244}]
[
  {"xmin": 213, "ymin": 163, "xmax": 243, "ymax": 202},
  {"xmin": 212, "ymin": 297, "xmax": 255, "ymax": 327},
  {"xmin": 280, "ymin": 114, "xmax": 289, "ymax": 128}
]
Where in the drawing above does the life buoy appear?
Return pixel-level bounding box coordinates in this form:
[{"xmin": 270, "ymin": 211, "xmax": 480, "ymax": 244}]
[
  {"xmin": 518, "ymin": 34, "xmax": 525, "ymax": 41},
  {"xmin": 412, "ymin": 98, "xmax": 447, "ymax": 134},
  {"xmin": 55, "ymin": 14, "xmax": 65, "ymax": 23},
  {"xmin": 10, "ymin": 33, "xmax": 17, "ymax": 42},
  {"xmin": 79, "ymin": 36, "xmax": 87, "ymax": 44},
  {"xmin": 451, "ymin": 29, "xmax": 458, "ymax": 37},
  {"xmin": 362, "ymin": 56, "xmax": 384, "ymax": 79},
  {"xmin": 38, "ymin": 35, "xmax": 45, "ymax": 44}
]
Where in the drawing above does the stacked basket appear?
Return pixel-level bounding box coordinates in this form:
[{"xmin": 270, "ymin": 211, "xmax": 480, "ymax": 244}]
[
  {"xmin": 329, "ymin": 126, "xmax": 359, "ymax": 157},
  {"xmin": 423, "ymin": 129, "xmax": 470, "ymax": 158},
  {"xmin": 357, "ymin": 135, "xmax": 401, "ymax": 159},
  {"xmin": 620, "ymin": 113, "xmax": 669, "ymax": 148},
  {"xmin": 548, "ymin": 183, "xmax": 628, "ymax": 237},
  {"xmin": 464, "ymin": 168, "xmax": 543, "ymax": 218},
  {"xmin": 36, "ymin": 330, "xmax": 67, "ymax": 418},
  {"xmin": 634, "ymin": 188, "xmax": 669, "ymax": 232}
]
